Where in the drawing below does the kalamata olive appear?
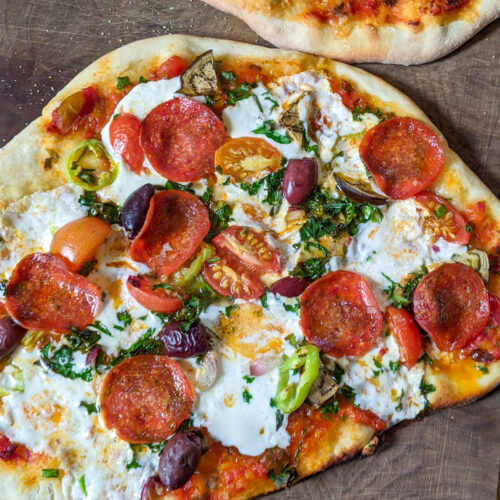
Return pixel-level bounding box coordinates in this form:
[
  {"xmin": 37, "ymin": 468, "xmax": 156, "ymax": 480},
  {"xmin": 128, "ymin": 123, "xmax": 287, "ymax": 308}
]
[
  {"xmin": 282, "ymin": 158, "xmax": 318, "ymax": 205},
  {"xmin": 140, "ymin": 476, "xmax": 165, "ymax": 500},
  {"xmin": 158, "ymin": 431, "xmax": 202, "ymax": 490},
  {"xmin": 0, "ymin": 317, "xmax": 25, "ymax": 360},
  {"xmin": 271, "ymin": 276, "xmax": 309, "ymax": 297},
  {"xmin": 159, "ymin": 322, "xmax": 209, "ymax": 358},
  {"xmin": 118, "ymin": 183, "xmax": 155, "ymax": 238}
]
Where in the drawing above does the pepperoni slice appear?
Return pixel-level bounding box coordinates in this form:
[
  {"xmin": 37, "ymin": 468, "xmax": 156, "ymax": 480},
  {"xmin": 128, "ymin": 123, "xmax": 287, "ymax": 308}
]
[
  {"xmin": 299, "ymin": 271, "xmax": 383, "ymax": 357},
  {"xmin": 386, "ymin": 306, "xmax": 423, "ymax": 368},
  {"xmin": 359, "ymin": 117, "xmax": 444, "ymax": 199},
  {"xmin": 110, "ymin": 113, "xmax": 144, "ymax": 174},
  {"xmin": 5, "ymin": 253, "xmax": 101, "ymax": 334},
  {"xmin": 413, "ymin": 263, "xmax": 490, "ymax": 351},
  {"xmin": 140, "ymin": 97, "xmax": 226, "ymax": 182},
  {"xmin": 202, "ymin": 247, "xmax": 265, "ymax": 300},
  {"xmin": 100, "ymin": 355, "xmax": 195, "ymax": 443},
  {"xmin": 212, "ymin": 226, "xmax": 281, "ymax": 274},
  {"xmin": 130, "ymin": 190, "xmax": 210, "ymax": 276},
  {"xmin": 415, "ymin": 192, "xmax": 470, "ymax": 245}
]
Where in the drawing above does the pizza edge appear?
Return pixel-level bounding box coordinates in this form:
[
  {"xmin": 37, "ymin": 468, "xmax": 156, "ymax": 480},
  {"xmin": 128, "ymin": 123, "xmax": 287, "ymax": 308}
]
[
  {"xmin": 201, "ymin": 0, "xmax": 500, "ymax": 65},
  {"xmin": 0, "ymin": 34, "xmax": 499, "ymax": 498}
]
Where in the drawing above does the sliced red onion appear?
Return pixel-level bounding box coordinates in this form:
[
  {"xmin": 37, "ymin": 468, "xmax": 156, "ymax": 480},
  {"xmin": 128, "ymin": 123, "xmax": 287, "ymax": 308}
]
[
  {"xmin": 250, "ymin": 356, "xmax": 280, "ymax": 376},
  {"xmin": 0, "ymin": 443, "xmax": 17, "ymax": 461},
  {"xmin": 432, "ymin": 244, "xmax": 440, "ymax": 252},
  {"xmin": 86, "ymin": 347, "xmax": 100, "ymax": 366},
  {"xmin": 140, "ymin": 476, "xmax": 165, "ymax": 500}
]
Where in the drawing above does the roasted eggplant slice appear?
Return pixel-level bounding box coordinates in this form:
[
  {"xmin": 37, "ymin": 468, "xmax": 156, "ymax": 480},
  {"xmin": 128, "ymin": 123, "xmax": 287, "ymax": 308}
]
[
  {"xmin": 179, "ymin": 51, "xmax": 221, "ymax": 96},
  {"xmin": 334, "ymin": 173, "xmax": 387, "ymax": 206},
  {"xmin": 279, "ymin": 98, "xmax": 304, "ymax": 146},
  {"xmin": 453, "ymin": 249, "xmax": 489, "ymax": 282}
]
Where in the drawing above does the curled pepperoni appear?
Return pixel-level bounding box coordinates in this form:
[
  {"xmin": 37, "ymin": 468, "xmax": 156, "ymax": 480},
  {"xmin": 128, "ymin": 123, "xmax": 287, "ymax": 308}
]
[
  {"xmin": 359, "ymin": 117, "xmax": 444, "ymax": 199},
  {"xmin": 5, "ymin": 253, "xmax": 101, "ymax": 334},
  {"xmin": 100, "ymin": 355, "xmax": 195, "ymax": 443},
  {"xmin": 413, "ymin": 263, "xmax": 490, "ymax": 351},
  {"xmin": 110, "ymin": 113, "xmax": 144, "ymax": 174},
  {"xmin": 140, "ymin": 97, "xmax": 226, "ymax": 182},
  {"xmin": 299, "ymin": 271, "xmax": 383, "ymax": 357},
  {"xmin": 130, "ymin": 190, "xmax": 210, "ymax": 276}
]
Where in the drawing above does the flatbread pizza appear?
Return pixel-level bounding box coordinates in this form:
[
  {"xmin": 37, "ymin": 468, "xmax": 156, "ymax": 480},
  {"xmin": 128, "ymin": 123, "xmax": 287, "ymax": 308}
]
[
  {"xmin": 202, "ymin": 0, "xmax": 500, "ymax": 64},
  {"xmin": 0, "ymin": 35, "xmax": 499, "ymax": 500}
]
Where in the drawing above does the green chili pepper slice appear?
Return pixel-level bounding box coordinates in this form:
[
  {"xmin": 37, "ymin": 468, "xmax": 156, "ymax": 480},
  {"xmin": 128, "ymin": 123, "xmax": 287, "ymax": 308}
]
[
  {"xmin": 66, "ymin": 139, "xmax": 118, "ymax": 191},
  {"xmin": 274, "ymin": 344, "xmax": 320, "ymax": 414},
  {"xmin": 172, "ymin": 243, "xmax": 216, "ymax": 288}
]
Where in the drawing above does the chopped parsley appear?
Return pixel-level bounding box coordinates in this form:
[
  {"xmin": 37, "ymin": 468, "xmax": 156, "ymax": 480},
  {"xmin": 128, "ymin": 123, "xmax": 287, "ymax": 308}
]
[
  {"xmin": 91, "ymin": 320, "xmax": 112, "ymax": 337},
  {"xmin": 264, "ymin": 95, "xmax": 279, "ymax": 110},
  {"xmin": 109, "ymin": 328, "xmax": 161, "ymax": 367},
  {"xmin": 242, "ymin": 388, "xmax": 253, "ymax": 403},
  {"xmin": 117, "ymin": 76, "xmax": 132, "ymax": 90},
  {"xmin": 352, "ymin": 105, "xmax": 385, "ymax": 123},
  {"xmin": 465, "ymin": 224, "xmax": 473, "ymax": 233},
  {"xmin": 239, "ymin": 168, "xmax": 285, "ymax": 216},
  {"xmin": 78, "ymin": 259, "xmax": 97, "ymax": 277},
  {"xmin": 321, "ymin": 400, "xmax": 339, "ymax": 416},
  {"xmin": 260, "ymin": 292, "xmax": 269, "ymax": 309},
  {"xmin": 269, "ymin": 464, "xmax": 297, "ymax": 488},
  {"xmin": 340, "ymin": 384, "xmax": 356, "ymax": 399},
  {"xmin": 42, "ymin": 469, "xmax": 59, "ymax": 478},
  {"xmin": 290, "ymin": 258, "xmax": 326, "ymax": 281},
  {"xmin": 372, "ymin": 358, "xmax": 384, "ymax": 377},
  {"xmin": 243, "ymin": 375, "xmax": 255, "ymax": 383},
  {"xmin": 417, "ymin": 352, "xmax": 434, "ymax": 365},
  {"xmin": 395, "ymin": 389, "xmax": 405, "ymax": 412},
  {"xmin": 139, "ymin": 76, "xmax": 148, "ymax": 83},
  {"xmin": 114, "ymin": 310, "xmax": 132, "ymax": 331},
  {"xmin": 434, "ymin": 204, "xmax": 448, "ymax": 218},
  {"xmin": 80, "ymin": 401, "xmax": 98, "ymax": 414},
  {"xmin": 476, "ymin": 365, "xmax": 489, "ymax": 374},
  {"xmin": 224, "ymin": 304, "xmax": 237, "ymax": 317},
  {"xmin": 283, "ymin": 301, "xmax": 300, "ymax": 314},
  {"xmin": 78, "ymin": 191, "xmax": 120, "ymax": 224},
  {"xmin": 79, "ymin": 474, "xmax": 87, "ymax": 496},
  {"xmin": 225, "ymin": 82, "xmax": 256, "ymax": 105},
  {"xmin": 420, "ymin": 378, "xmax": 436, "ymax": 409},
  {"xmin": 389, "ymin": 360, "xmax": 400, "ymax": 372},
  {"xmin": 164, "ymin": 180, "xmax": 194, "ymax": 192},
  {"xmin": 221, "ymin": 71, "xmax": 236, "ymax": 80},
  {"xmin": 200, "ymin": 186, "xmax": 233, "ymax": 237},
  {"xmin": 301, "ymin": 121, "xmax": 319, "ymax": 155},
  {"xmin": 382, "ymin": 264, "xmax": 428, "ymax": 309},
  {"xmin": 252, "ymin": 120, "xmax": 292, "ymax": 144}
]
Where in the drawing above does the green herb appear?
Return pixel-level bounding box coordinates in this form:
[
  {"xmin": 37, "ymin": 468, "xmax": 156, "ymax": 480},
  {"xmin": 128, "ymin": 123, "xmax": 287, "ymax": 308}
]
[
  {"xmin": 114, "ymin": 310, "xmax": 132, "ymax": 331},
  {"xmin": 290, "ymin": 258, "xmax": 326, "ymax": 281},
  {"xmin": 205, "ymin": 95, "xmax": 215, "ymax": 106},
  {"xmin": 465, "ymin": 224, "xmax": 473, "ymax": 233},
  {"xmin": 91, "ymin": 321, "xmax": 112, "ymax": 337},
  {"xmin": 285, "ymin": 334, "xmax": 297, "ymax": 347},
  {"xmin": 264, "ymin": 95, "xmax": 279, "ymax": 110},
  {"xmin": 224, "ymin": 304, "xmax": 237, "ymax": 317},
  {"xmin": 252, "ymin": 94, "xmax": 263, "ymax": 113},
  {"xmin": 417, "ymin": 352, "xmax": 434, "ymax": 365},
  {"xmin": 146, "ymin": 441, "xmax": 167, "ymax": 454},
  {"xmin": 476, "ymin": 365, "xmax": 489, "ymax": 374},
  {"xmin": 78, "ymin": 259, "xmax": 97, "ymax": 277},
  {"xmin": 117, "ymin": 76, "xmax": 132, "ymax": 90},
  {"xmin": 352, "ymin": 105, "xmax": 385, "ymax": 123},
  {"xmin": 139, "ymin": 76, "xmax": 148, "ymax": 83},
  {"xmin": 109, "ymin": 328, "xmax": 161, "ymax": 367},
  {"xmin": 78, "ymin": 191, "xmax": 120, "ymax": 224},
  {"xmin": 260, "ymin": 292, "xmax": 269, "ymax": 309},
  {"xmin": 164, "ymin": 180, "xmax": 194, "ymax": 192},
  {"xmin": 242, "ymin": 388, "xmax": 253, "ymax": 403},
  {"xmin": 283, "ymin": 301, "xmax": 300, "ymax": 314},
  {"xmin": 42, "ymin": 469, "xmax": 59, "ymax": 478},
  {"xmin": 252, "ymin": 120, "xmax": 291, "ymax": 144},
  {"xmin": 275, "ymin": 408, "xmax": 284, "ymax": 430},
  {"xmin": 395, "ymin": 389, "xmax": 405, "ymax": 412},
  {"xmin": 269, "ymin": 464, "xmax": 297, "ymax": 488},
  {"xmin": 75, "ymin": 168, "xmax": 97, "ymax": 185},
  {"xmin": 0, "ymin": 279, "xmax": 8, "ymax": 297},
  {"xmin": 372, "ymin": 358, "xmax": 384, "ymax": 377},
  {"xmin": 126, "ymin": 458, "xmax": 141, "ymax": 470},
  {"xmin": 79, "ymin": 475, "xmax": 87, "ymax": 496},
  {"xmin": 215, "ymin": 165, "xmax": 223, "ymax": 174},
  {"xmin": 300, "ymin": 121, "xmax": 319, "ymax": 155},
  {"xmin": 434, "ymin": 204, "xmax": 448, "ymax": 218},
  {"xmin": 243, "ymin": 375, "xmax": 255, "ymax": 383},
  {"xmin": 200, "ymin": 186, "xmax": 233, "ymax": 237},
  {"xmin": 340, "ymin": 384, "xmax": 356, "ymax": 399},
  {"xmin": 330, "ymin": 363, "xmax": 345, "ymax": 384},
  {"xmin": 389, "ymin": 360, "xmax": 400, "ymax": 372},
  {"xmin": 239, "ymin": 168, "xmax": 285, "ymax": 215},
  {"xmin": 382, "ymin": 264, "xmax": 428, "ymax": 309},
  {"xmin": 321, "ymin": 400, "xmax": 339, "ymax": 415},
  {"xmin": 225, "ymin": 82, "xmax": 256, "ymax": 105},
  {"xmin": 420, "ymin": 378, "xmax": 436, "ymax": 395},
  {"xmin": 80, "ymin": 401, "xmax": 98, "ymax": 414},
  {"xmin": 221, "ymin": 71, "xmax": 236, "ymax": 80}
]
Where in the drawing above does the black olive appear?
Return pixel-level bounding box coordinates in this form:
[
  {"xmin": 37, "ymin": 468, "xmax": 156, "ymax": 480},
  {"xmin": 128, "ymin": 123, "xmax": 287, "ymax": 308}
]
[
  {"xmin": 118, "ymin": 184, "xmax": 155, "ymax": 239},
  {"xmin": 159, "ymin": 322, "xmax": 209, "ymax": 358},
  {"xmin": 271, "ymin": 276, "xmax": 309, "ymax": 297},
  {"xmin": 158, "ymin": 431, "xmax": 202, "ymax": 490}
]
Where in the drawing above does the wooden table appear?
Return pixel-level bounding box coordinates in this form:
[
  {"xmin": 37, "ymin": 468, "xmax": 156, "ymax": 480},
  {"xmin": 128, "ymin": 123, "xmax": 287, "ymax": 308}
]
[{"xmin": 1, "ymin": 1, "xmax": 499, "ymax": 498}]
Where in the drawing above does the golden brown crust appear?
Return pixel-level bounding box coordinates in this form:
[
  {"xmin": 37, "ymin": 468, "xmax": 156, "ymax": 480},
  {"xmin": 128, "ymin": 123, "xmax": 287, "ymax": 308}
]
[
  {"xmin": 1, "ymin": 34, "xmax": 499, "ymax": 498},
  {"xmin": 202, "ymin": 0, "xmax": 500, "ymax": 65}
]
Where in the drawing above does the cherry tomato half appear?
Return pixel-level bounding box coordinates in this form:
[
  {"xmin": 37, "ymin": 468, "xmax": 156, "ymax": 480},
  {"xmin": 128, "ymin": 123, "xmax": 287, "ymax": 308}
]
[
  {"xmin": 385, "ymin": 306, "xmax": 423, "ymax": 369},
  {"xmin": 212, "ymin": 226, "xmax": 281, "ymax": 274},
  {"xmin": 126, "ymin": 275, "xmax": 184, "ymax": 314},
  {"xmin": 414, "ymin": 192, "xmax": 470, "ymax": 246},
  {"xmin": 202, "ymin": 248, "xmax": 265, "ymax": 300},
  {"xmin": 109, "ymin": 113, "xmax": 144, "ymax": 174},
  {"xmin": 156, "ymin": 55, "xmax": 190, "ymax": 79},
  {"xmin": 214, "ymin": 137, "xmax": 282, "ymax": 183},
  {"xmin": 50, "ymin": 216, "xmax": 112, "ymax": 272}
]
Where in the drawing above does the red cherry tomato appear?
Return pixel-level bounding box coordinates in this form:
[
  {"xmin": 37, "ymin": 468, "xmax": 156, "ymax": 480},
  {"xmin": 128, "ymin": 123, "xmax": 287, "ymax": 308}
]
[
  {"xmin": 50, "ymin": 216, "xmax": 112, "ymax": 272},
  {"xmin": 202, "ymin": 248, "xmax": 265, "ymax": 300},
  {"xmin": 47, "ymin": 86, "xmax": 97, "ymax": 134},
  {"xmin": 413, "ymin": 263, "xmax": 490, "ymax": 351},
  {"xmin": 385, "ymin": 306, "xmax": 423, "ymax": 368},
  {"xmin": 156, "ymin": 55, "xmax": 190, "ymax": 79},
  {"xmin": 212, "ymin": 226, "xmax": 281, "ymax": 274},
  {"xmin": 414, "ymin": 192, "xmax": 470, "ymax": 245},
  {"xmin": 100, "ymin": 355, "xmax": 195, "ymax": 443},
  {"xmin": 130, "ymin": 190, "xmax": 210, "ymax": 276},
  {"xmin": 299, "ymin": 271, "xmax": 383, "ymax": 357},
  {"xmin": 359, "ymin": 117, "xmax": 445, "ymax": 199},
  {"xmin": 109, "ymin": 113, "xmax": 144, "ymax": 174},
  {"xmin": 126, "ymin": 275, "xmax": 184, "ymax": 314}
]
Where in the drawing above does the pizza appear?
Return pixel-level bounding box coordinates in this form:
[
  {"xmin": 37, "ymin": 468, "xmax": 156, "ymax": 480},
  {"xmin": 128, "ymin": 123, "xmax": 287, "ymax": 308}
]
[
  {"xmin": 202, "ymin": 0, "xmax": 500, "ymax": 64},
  {"xmin": 0, "ymin": 35, "xmax": 499, "ymax": 500}
]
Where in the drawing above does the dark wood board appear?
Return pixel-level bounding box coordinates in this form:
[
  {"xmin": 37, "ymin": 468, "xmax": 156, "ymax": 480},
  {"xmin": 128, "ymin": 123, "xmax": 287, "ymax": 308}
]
[{"xmin": 0, "ymin": 1, "xmax": 499, "ymax": 498}]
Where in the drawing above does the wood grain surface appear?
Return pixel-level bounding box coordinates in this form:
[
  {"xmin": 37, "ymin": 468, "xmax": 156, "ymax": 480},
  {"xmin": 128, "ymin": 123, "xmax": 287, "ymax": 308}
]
[{"xmin": 0, "ymin": 1, "xmax": 499, "ymax": 499}]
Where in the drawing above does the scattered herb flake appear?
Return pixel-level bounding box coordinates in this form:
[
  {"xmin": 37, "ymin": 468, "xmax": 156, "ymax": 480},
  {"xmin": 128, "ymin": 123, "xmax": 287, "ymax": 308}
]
[
  {"xmin": 242, "ymin": 388, "xmax": 253, "ymax": 403},
  {"xmin": 42, "ymin": 469, "xmax": 59, "ymax": 478},
  {"xmin": 117, "ymin": 76, "xmax": 132, "ymax": 90}
]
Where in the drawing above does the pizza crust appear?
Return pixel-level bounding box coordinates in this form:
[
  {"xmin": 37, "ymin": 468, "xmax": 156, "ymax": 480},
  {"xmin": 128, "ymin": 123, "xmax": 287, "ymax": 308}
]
[
  {"xmin": 202, "ymin": 0, "xmax": 500, "ymax": 65},
  {"xmin": 1, "ymin": 34, "xmax": 499, "ymax": 498}
]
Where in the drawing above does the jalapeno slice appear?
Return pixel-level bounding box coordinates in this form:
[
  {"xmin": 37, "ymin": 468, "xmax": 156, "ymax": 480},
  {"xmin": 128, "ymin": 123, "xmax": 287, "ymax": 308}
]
[
  {"xmin": 172, "ymin": 243, "xmax": 216, "ymax": 288},
  {"xmin": 66, "ymin": 139, "xmax": 118, "ymax": 191},
  {"xmin": 274, "ymin": 344, "xmax": 320, "ymax": 414}
]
